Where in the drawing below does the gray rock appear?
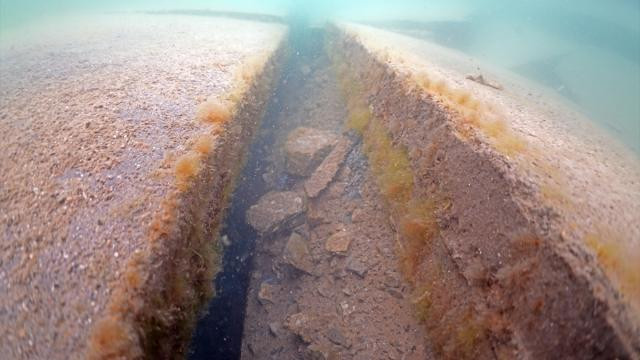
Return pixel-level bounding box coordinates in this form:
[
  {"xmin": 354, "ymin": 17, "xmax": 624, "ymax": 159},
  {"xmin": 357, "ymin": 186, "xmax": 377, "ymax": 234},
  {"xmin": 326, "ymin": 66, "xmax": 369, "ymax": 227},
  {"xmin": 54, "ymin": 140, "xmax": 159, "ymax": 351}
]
[
  {"xmin": 268, "ymin": 322, "xmax": 282, "ymax": 337},
  {"xmin": 246, "ymin": 191, "xmax": 306, "ymax": 235},
  {"xmin": 326, "ymin": 327, "xmax": 351, "ymax": 348},
  {"xmin": 283, "ymin": 232, "xmax": 314, "ymax": 274},
  {"xmin": 346, "ymin": 257, "xmax": 367, "ymax": 278},
  {"xmin": 387, "ymin": 288, "xmax": 404, "ymax": 299},
  {"xmin": 317, "ymin": 280, "xmax": 334, "ymax": 298}
]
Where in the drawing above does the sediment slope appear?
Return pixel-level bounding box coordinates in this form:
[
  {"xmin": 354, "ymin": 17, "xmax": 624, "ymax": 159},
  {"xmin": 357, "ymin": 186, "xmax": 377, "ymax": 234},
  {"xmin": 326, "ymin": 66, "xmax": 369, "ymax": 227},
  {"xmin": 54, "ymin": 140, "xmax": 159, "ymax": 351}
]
[
  {"xmin": 328, "ymin": 23, "xmax": 640, "ymax": 358},
  {"xmin": 0, "ymin": 14, "xmax": 286, "ymax": 359}
]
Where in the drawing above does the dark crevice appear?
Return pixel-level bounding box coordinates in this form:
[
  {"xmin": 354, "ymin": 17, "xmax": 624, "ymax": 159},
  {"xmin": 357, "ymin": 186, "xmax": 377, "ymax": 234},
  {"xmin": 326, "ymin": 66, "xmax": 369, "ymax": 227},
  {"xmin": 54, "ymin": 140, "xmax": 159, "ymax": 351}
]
[{"xmin": 188, "ymin": 20, "xmax": 322, "ymax": 360}]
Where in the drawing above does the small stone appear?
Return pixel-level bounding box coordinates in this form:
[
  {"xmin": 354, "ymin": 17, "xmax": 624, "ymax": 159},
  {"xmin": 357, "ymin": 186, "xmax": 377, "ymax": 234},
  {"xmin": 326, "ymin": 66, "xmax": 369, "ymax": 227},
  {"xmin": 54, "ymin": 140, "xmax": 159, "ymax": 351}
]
[
  {"xmin": 246, "ymin": 191, "xmax": 306, "ymax": 235},
  {"xmin": 246, "ymin": 342, "xmax": 256, "ymax": 355},
  {"xmin": 293, "ymin": 223, "xmax": 310, "ymax": 239},
  {"xmin": 258, "ymin": 282, "xmax": 278, "ymax": 304},
  {"xmin": 317, "ymin": 280, "xmax": 333, "ymax": 298},
  {"xmin": 338, "ymin": 300, "xmax": 355, "ymax": 317},
  {"xmin": 285, "ymin": 312, "xmax": 316, "ymax": 343},
  {"xmin": 305, "ymin": 343, "xmax": 335, "ymax": 360},
  {"xmin": 326, "ymin": 327, "xmax": 351, "ymax": 348},
  {"xmin": 307, "ymin": 204, "xmax": 330, "ymax": 227},
  {"xmin": 268, "ymin": 322, "xmax": 282, "ymax": 337},
  {"xmin": 283, "ymin": 232, "xmax": 314, "ymax": 274},
  {"xmin": 346, "ymin": 257, "xmax": 367, "ymax": 278},
  {"xmin": 387, "ymin": 288, "xmax": 404, "ymax": 299},
  {"xmin": 383, "ymin": 273, "xmax": 401, "ymax": 288},
  {"xmin": 220, "ymin": 235, "xmax": 231, "ymax": 247},
  {"xmin": 350, "ymin": 208, "xmax": 365, "ymax": 223},
  {"xmin": 325, "ymin": 230, "xmax": 351, "ymax": 255}
]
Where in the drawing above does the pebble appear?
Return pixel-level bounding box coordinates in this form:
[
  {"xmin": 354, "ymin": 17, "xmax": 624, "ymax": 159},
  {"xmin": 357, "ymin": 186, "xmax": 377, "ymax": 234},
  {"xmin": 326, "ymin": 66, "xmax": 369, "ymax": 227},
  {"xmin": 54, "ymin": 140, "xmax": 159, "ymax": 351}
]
[
  {"xmin": 346, "ymin": 257, "xmax": 367, "ymax": 278},
  {"xmin": 324, "ymin": 229, "xmax": 351, "ymax": 254},
  {"xmin": 326, "ymin": 327, "xmax": 351, "ymax": 348},
  {"xmin": 268, "ymin": 322, "xmax": 282, "ymax": 337}
]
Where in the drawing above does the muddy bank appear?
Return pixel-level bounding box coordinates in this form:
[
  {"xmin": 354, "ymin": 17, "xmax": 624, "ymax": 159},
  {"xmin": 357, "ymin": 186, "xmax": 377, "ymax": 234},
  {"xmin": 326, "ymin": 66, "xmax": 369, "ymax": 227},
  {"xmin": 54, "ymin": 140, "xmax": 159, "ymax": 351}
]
[{"xmin": 326, "ymin": 23, "xmax": 639, "ymax": 358}]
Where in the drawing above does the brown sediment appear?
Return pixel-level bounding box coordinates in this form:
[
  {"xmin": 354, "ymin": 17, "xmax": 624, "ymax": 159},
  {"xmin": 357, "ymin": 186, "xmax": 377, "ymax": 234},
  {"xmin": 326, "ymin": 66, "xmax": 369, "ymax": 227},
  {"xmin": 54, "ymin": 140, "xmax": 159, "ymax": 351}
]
[{"xmin": 326, "ymin": 23, "xmax": 640, "ymax": 358}]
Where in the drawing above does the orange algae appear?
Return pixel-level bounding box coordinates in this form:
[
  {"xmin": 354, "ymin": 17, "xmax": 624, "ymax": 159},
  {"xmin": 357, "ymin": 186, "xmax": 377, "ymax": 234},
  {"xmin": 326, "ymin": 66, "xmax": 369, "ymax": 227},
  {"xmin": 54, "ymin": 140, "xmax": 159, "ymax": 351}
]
[
  {"xmin": 409, "ymin": 66, "xmax": 530, "ymax": 159},
  {"xmin": 196, "ymin": 99, "xmax": 231, "ymax": 125},
  {"xmin": 585, "ymin": 232, "xmax": 640, "ymax": 312},
  {"xmin": 399, "ymin": 201, "xmax": 439, "ymax": 282},
  {"xmin": 330, "ymin": 33, "xmax": 500, "ymax": 359},
  {"xmin": 193, "ymin": 134, "xmax": 215, "ymax": 155},
  {"xmin": 174, "ymin": 152, "xmax": 201, "ymax": 190},
  {"xmin": 88, "ymin": 316, "xmax": 141, "ymax": 359}
]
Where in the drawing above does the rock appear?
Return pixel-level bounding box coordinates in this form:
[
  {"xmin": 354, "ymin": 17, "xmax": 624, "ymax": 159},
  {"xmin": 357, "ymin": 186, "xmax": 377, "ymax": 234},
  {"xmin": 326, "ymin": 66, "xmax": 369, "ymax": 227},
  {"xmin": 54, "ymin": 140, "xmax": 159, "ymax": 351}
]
[
  {"xmin": 383, "ymin": 272, "xmax": 401, "ymax": 288},
  {"xmin": 284, "ymin": 127, "xmax": 338, "ymax": 177},
  {"xmin": 293, "ymin": 223, "xmax": 310, "ymax": 239},
  {"xmin": 307, "ymin": 204, "xmax": 331, "ymax": 227},
  {"xmin": 317, "ymin": 280, "xmax": 334, "ymax": 298},
  {"xmin": 387, "ymin": 288, "xmax": 404, "ymax": 299},
  {"xmin": 350, "ymin": 208, "xmax": 365, "ymax": 223},
  {"xmin": 324, "ymin": 230, "xmax": 351, "ymax": 255},
  {"xmin": 246, "ymin": 341, "xmax": 256, "ymax": 355},
  {"xmin": 268, "ymin": 322, "xmax": 282, "ymax": 337},
  {"xmin": 326, "ymin": 327, "xmax": 351, "ymax": 348},
  {"xmin": 346, "ymin": 257, "xmax": 367, "ymax": 278},
  {"xmin": 283, "ymin": 232, "xmax": 314, "ymax": 274},
  {"xmin": 246, "ymin": 191, "xmax": 306, "ymax": 235},
  {"xmin": 258, "ymin": 282, "xmax": 278, "ymax": 304},
  {"xmin": 304, "ymin": 343, "xmax": 337, "ymax": 360},
  {"xmin": 304, "ymin": 137, "xmax": 352, "ymax": 197},
  {"xmin": 285, "ymin": 312, "xmax": 321, "ymax": 344},
  {"xmin": 337, "ymin": 300, "xmax": 355, "ymax": 317}
]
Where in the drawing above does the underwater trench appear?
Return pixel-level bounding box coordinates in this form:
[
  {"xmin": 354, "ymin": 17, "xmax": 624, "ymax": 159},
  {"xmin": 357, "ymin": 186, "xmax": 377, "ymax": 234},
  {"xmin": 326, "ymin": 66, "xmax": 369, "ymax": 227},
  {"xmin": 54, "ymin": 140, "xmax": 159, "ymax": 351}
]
[
  {"xmin": 188, "ymin": 23, "xmax": 325, "ymax": 359},
  {"xmin": 188, "ymin": 20, "xmax": 639, "ymax": 360}
]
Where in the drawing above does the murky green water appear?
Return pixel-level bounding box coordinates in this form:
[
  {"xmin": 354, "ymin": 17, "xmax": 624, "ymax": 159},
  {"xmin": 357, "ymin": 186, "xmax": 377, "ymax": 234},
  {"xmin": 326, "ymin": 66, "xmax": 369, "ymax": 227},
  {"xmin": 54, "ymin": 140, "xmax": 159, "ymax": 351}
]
[{"xmin": 2, "ymin": 0, "xmax": 638, "ymax": 151}]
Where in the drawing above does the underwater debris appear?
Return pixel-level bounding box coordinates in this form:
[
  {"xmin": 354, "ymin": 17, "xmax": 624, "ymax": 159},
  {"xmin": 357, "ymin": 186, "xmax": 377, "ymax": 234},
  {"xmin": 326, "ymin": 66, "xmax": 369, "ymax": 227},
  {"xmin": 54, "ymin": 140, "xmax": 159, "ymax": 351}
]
[{"xmin": 465, "ymin": 74, "xmax": 503, "ymax": 90}]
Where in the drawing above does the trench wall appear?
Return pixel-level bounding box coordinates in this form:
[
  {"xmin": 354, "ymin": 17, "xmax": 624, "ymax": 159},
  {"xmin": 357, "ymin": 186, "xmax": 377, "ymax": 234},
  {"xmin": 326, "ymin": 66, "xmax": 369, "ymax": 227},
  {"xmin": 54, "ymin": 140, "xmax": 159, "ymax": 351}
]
[
  {"xmin": 327, "ymin": 25, "xmax": 639, "ymax": 359},
  {"xmin": 86, "ymin": 39, "xmax": 288, "ymax": 359}
]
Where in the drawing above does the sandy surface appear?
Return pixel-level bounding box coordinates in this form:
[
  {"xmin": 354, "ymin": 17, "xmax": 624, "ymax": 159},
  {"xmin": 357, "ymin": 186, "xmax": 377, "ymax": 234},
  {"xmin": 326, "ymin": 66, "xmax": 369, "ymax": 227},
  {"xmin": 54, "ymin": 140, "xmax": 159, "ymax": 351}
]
[{"xmin": 0, "ymin": 14, "xmax": 285, "ymax": 359}]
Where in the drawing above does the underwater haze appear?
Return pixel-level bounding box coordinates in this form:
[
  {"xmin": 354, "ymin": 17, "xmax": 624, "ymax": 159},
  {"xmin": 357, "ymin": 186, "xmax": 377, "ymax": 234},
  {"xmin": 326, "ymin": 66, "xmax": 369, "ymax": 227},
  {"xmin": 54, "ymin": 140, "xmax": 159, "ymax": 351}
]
[
  {"xmin": 2, "ymin": 1, "xmax": 640, "ymax": 359},
  {"xmin": 1, "ymin": 0, "xmax": 638, "ymax": 151}
]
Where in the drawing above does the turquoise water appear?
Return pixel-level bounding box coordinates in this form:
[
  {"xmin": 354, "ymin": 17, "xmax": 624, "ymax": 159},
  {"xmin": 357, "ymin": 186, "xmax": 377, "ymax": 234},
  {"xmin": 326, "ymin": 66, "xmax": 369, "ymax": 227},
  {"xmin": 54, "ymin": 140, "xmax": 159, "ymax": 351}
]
[{"xmin": 1, "ymin": 0, "xmax": 639, "ymax": 151}]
